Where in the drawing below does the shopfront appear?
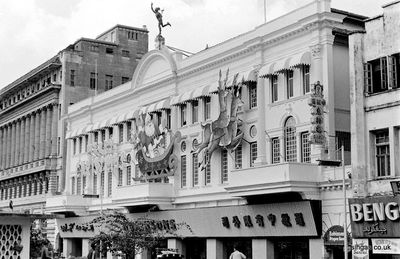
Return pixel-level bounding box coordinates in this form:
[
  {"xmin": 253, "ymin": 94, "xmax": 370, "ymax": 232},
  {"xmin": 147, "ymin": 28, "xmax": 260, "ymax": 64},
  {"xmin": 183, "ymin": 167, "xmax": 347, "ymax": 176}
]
[
  {"xmin": 58, "ymin": 201, "xmax": 321, "ymax": 259},
  {"xmin": 349, "ymin": 196, "xmax": 400, "ymax": 259}
]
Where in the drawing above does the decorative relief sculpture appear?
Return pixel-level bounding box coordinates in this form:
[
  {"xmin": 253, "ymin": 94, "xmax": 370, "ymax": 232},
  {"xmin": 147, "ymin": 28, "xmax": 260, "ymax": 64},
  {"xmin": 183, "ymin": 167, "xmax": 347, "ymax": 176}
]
[
  {"xmin": 151, "ymin": 3, "xmax": 171, "ymax": 36},
  {"xmin": 131, "ymin": 111, "xmax": 181, "ymax": 180},
  {"xmin": 193, "ymin": 69, "xmax": 244, "ymax": 170}
]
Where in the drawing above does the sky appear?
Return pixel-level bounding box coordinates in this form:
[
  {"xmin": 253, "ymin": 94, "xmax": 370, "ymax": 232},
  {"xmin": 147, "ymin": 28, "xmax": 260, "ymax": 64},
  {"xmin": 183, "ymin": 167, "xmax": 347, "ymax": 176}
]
[{"xmin": 0, "ymin": 0, "xmax": 391, "ymax": 89}]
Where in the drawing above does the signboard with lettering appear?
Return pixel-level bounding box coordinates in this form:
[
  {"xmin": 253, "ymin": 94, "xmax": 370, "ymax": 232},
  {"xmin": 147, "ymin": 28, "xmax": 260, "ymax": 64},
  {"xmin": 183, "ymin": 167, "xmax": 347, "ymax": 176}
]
[
  {"xmin": 323, "ymin": 225, "xmax": 346, "ymax": 246},
  {"xmin": 349, "ymin": 196, "xmax": 400, "ymax": 238},
  {"xmin": 371, "ymin": 239, "xmax": 400, "ymax": 254},
  {"xmin": 59, "ymin": 201, "xmax": 320, "ymax": 238},
  {"xmin": 352, "ymin": 239, "xmax": 369, "ymax": 259}
]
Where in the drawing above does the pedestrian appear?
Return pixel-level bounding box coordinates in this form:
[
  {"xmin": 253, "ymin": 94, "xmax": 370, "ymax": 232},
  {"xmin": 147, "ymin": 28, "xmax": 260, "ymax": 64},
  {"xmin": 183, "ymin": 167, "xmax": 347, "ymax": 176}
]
[{"xmin": 229, "ymin": 246, "xmax": 246, "ymax": 259}]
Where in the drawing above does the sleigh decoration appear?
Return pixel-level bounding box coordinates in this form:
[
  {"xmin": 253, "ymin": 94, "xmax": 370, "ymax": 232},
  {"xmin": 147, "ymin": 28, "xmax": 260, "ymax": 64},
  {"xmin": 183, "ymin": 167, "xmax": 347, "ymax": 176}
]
[{"xmin": 132, "ymin": 111, "xmax": 181, "ymax": 181}]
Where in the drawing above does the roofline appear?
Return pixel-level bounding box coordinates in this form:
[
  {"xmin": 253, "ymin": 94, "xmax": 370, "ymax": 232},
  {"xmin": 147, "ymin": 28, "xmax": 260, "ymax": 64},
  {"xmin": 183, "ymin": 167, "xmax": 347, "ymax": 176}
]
[
  {"xmin": 0, "ymin": 54, "xmax": 61, "ymax": 96},
  {"xmin": 382, "ymin": 0, "xmax": 400, "ymax": 8},
  {"xmin": 331, "ymin": 8, "xmax": 369, "ymax": 21},
  {"xmin": 73, "ymin": 37, "xmax": 118, "ymax": 47},
  {"xmin": 0, "ymin": 212, "xmax": 64, "ymax": 219},
  {"xmin": 365, "ymin": 14, "xmax": 384, "ymax": 22},
  {"xmin": 96, "ymin": 24, "xmax": 149, "ymax": 39}
]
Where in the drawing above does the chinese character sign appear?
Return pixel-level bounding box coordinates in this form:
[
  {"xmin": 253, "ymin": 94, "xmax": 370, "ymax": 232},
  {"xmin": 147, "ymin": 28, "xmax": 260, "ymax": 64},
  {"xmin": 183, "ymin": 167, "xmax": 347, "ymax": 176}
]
[{"xmin": 308, "ymin": 81, "xmax": 326, "ymax": 144}]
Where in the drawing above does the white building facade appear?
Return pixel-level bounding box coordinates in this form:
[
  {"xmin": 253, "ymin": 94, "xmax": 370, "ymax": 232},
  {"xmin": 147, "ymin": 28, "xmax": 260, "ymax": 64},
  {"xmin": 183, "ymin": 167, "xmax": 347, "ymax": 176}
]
[{"xmin": 53, "ymin": 1, "xmax": 366, "ymax": 258}]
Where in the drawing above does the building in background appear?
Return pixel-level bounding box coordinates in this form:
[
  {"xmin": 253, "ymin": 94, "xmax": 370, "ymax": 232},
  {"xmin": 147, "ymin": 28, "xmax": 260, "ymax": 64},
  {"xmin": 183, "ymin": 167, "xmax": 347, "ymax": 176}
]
[
  {"xmin": 349, "ymin": 1, "xmax": 400, "ymax": 257},
  {"xmin": 53, "ymin": 0, "xmax": 367, "ymax": 258},
  {"xmin": 0, "ymin": 24, "xmax": 148, "ymax": 247}
]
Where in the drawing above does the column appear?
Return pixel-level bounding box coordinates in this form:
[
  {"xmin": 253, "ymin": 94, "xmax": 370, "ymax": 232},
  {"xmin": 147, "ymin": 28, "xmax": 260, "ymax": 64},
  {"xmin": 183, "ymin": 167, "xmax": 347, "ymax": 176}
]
[
  {"xmin": 0, "ymin": 127, "xmax": 3, "ymax": 170},
  {"xmin": 255, "ymin": 68, "xmax": 267, "ymax": 165},
  {"xmin": 51, "ymin": 104, "xmax": 58, "ymax": 156},
  {"xmin": 34, "ymin": 111, "xmax": 40, "ymax": 160},
  {"xmin": 20, "ymin": 118, "xmax": 25, "ymax": 165},
  {"xmin": 39, "ymin": 108, "xmax": 47, "ymax": 159},
  {"xmin": 252, "ymin": 239, "xmax": 274, "ymax": 259},
  {"xmin": 15, "ymin": 120, "xmax": 20, "ymax": 166},
  {"xmin": 10, "ymin": 122, "xmax": 15, "ymax": 167},
  {"xmin": 309, "ymin": 238, "xmax": 325, "ymax": 259},
  {"xmin": 29, "ymin": 113, "xmax": 36, "ymax": 162},
  {"xmin": 24, "ymin": 116, "xmax": 30, "ymax": 164},
  {"xmin": 6, "ymin": 125, "xmax": 11, "ymax": 168},
  {"xmin": 168, "ymin": 239, "xmax": 186, "ymax": 258},
  {"xmin": 206, "ymin": 239, "xmax": 222, "ymax": 259},
  {"xmin": 45, "ymin": 106, "xmax": 52, "ymax": 157}
]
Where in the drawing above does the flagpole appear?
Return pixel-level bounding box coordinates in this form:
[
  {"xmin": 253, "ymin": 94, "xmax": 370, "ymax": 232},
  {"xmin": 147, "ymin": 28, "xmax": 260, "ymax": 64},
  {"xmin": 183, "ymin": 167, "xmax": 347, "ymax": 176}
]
[{"xmin": 264, "ymin": 0, "xmax": 267, "ymax": 23}]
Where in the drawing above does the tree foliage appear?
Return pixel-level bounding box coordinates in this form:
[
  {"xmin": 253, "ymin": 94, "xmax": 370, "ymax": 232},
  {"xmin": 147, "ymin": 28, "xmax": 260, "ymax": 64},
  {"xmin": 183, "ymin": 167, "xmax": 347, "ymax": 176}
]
[
  {"xmin": 30, "ymin": 227, "xmax": 51, "ymax": 258},
  {"xmin": 90, "ymin": 211, "xmax": 190, "ymax": 259}
]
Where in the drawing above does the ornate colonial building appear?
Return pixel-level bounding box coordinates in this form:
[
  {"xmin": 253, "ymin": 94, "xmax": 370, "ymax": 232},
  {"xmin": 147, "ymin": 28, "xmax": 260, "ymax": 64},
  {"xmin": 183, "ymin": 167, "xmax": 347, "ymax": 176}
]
[
  {"xmin": 53, "ymin": 0, "xmax": 366, "ymax": 258},
  {"xmin": 0, "ymin": 24, "xmax": 148, "ymax": 248}
]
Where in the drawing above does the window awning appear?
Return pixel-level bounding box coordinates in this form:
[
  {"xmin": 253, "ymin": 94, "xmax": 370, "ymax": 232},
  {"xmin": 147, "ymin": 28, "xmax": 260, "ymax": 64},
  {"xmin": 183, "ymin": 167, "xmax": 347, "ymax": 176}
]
[
  {"xmin": 273, "ymin": 57, "xmax": 291, "ymax": 74},
  {"xmin": 288, "ymin": 51, "xmax": 311, "ymax": 68},
  {"xmin": 66, "ymin": 125, "xmax": 89, "ymax": 139},
  {"xmin": 259, "ymin": 63, "xmax": 275, "ymax": 78}
]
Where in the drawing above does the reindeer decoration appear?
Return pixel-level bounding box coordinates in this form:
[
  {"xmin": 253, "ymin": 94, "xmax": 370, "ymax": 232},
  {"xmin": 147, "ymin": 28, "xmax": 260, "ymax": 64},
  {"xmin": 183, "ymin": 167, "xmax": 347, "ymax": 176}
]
[{"xmin": 193, "ymin": 69, "xmax": 245, "ymax": 170}]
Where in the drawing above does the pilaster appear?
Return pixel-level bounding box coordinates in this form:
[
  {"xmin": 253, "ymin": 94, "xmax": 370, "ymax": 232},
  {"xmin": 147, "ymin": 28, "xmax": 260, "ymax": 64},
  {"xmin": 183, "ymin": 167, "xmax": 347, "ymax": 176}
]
[
  {"xmin": 34, "ymin": 111, "xmax": 41, "ymax": 160},
  {"xmin": 45, "ymin": 106, "xmax": 52, "ymax": 157},
  {"xmin": 20, "ymin": 118, "xmax": 25, "ymax": 165},
  {"xmin": 39, "ymin": 108, "xmax": 47, "ymax": 159},
  {"xmin": 24, "ymin": 116, "xmax": 30, "ymax": 164},
  {"xmin": 10, "ymin": 122, "xmax": 16, "ymax": 167}
]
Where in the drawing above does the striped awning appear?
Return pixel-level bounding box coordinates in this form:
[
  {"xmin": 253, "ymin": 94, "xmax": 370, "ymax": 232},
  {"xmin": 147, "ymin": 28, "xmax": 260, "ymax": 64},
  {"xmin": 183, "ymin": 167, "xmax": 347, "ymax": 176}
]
[
  {"xmin": 259, "ymin": 63, "xmax": 275, "ymax": 78},
  {"xmin": 66, "ymin": 125, "xmax": 90, "ymax": 139},
  {"xmin": 288, "ymin": 51, "xmax": 311, "ymax": 68},
  {"xmin": 273, "ymin": 57, "xmax": 291, "ymax": 74}
]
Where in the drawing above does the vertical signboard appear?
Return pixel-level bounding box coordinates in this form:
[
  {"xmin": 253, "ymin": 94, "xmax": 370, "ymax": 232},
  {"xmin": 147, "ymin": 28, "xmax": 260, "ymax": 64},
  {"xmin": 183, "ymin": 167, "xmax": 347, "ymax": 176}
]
[{"xmin": 308, "ymin": 81, "xmax": 326, "ymax": 144}]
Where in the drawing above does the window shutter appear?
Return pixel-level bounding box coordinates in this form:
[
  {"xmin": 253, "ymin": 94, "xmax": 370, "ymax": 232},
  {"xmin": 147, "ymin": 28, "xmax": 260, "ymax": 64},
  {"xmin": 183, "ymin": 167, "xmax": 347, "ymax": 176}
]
[
  {"xmin": 380, "ymin": 57, "xmax": 388, "ymax": 90},
  {"xmin": 388, "ymin": 55, "xmax": 397, "ymax": 89},
  {"xmin": 363, "ymin": 63, "xmax": 372, "ymax": 93}
]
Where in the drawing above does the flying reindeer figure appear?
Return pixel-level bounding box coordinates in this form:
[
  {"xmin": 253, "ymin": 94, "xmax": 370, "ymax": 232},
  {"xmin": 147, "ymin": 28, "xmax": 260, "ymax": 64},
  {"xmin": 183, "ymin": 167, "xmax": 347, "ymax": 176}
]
[{"xmin": 193, "ymin": 69, "xmax": 244, "ymax": 171}]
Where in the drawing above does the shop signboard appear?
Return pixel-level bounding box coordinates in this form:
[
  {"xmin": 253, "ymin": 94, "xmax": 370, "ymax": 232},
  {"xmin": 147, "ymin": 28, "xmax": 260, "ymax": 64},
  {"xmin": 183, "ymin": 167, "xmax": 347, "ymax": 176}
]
[
  {"xmin": 349, "ymin": 196, "xmax": 400, "ymax": 238},
  {"xmin": 352, "ymin": 239, "xmax": 369, "ymax": 259},
  {"xmin": 323, "ymin": 225, "xmax": 345, "ymax": 246},
  {"xmin": 371, "ymin": 239, "xmax": 400, "ymax": 254}
]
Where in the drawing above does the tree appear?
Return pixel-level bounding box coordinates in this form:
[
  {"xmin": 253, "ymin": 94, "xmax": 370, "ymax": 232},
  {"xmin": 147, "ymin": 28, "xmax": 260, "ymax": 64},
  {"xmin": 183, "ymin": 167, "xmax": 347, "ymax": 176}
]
[
  {"xmin": 30, "ymin": 227, "xmax": 51, "ymax": 258},
  {"xmin": 90, "ymin": 211, "xmax": 190, "ymax": 259}
]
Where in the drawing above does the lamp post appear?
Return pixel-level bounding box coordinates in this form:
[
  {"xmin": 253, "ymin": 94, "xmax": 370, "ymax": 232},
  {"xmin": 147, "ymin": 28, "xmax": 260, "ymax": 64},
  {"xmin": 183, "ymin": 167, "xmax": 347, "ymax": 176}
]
[{"xmin": 318, "ymin": 144, "xmax": 348, "ymax": 259}]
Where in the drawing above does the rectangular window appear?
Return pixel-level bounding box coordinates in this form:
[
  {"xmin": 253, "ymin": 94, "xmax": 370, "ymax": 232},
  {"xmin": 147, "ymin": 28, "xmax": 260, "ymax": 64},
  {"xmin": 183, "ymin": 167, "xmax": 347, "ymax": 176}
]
[
  {"xmin": 181, "ymin": 155, "xmax": 187, "ymax": 187},
  {"xmin": 70, "ymin": 70, "xmax": 75, "ymax": 87},
  {"xmin": 336, "ymin": 131, "xmax": 351, "ymax": 152},
  {"xmin": 180, "ymin": 105, "xmax": 187, "ymax": 127},
  {"xmin": 85, "ymin": 135, "xmax": 88, "ymax": 152},
  {"xmin": 76, "ymin": 176, "xmax": 81, "ymax": 195},
  {"xmin": 101, "ymin": 130, "xmax": 106, "ymax": 143},
  {"xmin": 301, "ymin": 132, "xmax": 310, "ymax": 163},
  {"xmin": 90, "ymin": 72, "xmax": 98, "ymax": 90},
  {"xmin": 79, "ymin": 137, "xmax": 83, "ymax": 153},
  {"xmin": 271, "ymin": 75, "xmax": 278, "ymax": 103},
  {"xmin": 302, "ymin": 65, "xmax": 310, "ymax": 94},
  {"xmin": 108, "ymin": 171, "xmax": 112, "ymax": 196},
  {"xmin": 105, "ymin": 75, "xmax": 113, "ymax": 91},
  {"xmin": 71, "ymin": 177, "xmax": 75, "ymax": 195},
  {"xmin": 250, "ymin": 142, "xmax": 258, "ymax": 167},
  {"xmin": 235, "ymin": 144, "xmax": 242, "ymax": 169},
  {"xmin": 94, "ymin": 132, "xmax": 99, "ymax": 143},
  {"xmin": 127, "ymin": 166, "xmax": 131, "ymax": 185},
  {"xmin": 119, "ymin": 124, "xmax": 124, "ymax": 143},
  {"xmin": 166, "ymin": 110, "xmax": 171, "ymax": 129},
  {"xmin": 90, "ymin": 45, "xmax": 99, "ymax": 52},
  {"xmin": 122, "ymin": 77, "xmax": 130, "ymax": 84},
  {"xmin": 73, "ymin": 139, "xmax": 77, "ymax": 155},
  {"xmin": 221, "ymin": 149, "xmax": 228, "ymax": 183},
  {"xmin": 106, "ymin": 48, "xmax": 114, "ymax": 54},
  {"xmin": 127, "ymin": 121, "xmax": 132, "ymax": 141},
  {"xmin": 192, "ymin": 153, "xmax": 199, "ymax": 186},
  {"xmin": 249, "ymin": 83, "xmax": 257, "ymax": 108},
  {"xmin": 205, "ymin": 151, "xmax": 211, "ymax": 185},
  {"xmin": 118, "ymin": 169, "xmax": 123, "ymax": 186},
  {"xmin": 287, "ymin": 70, "xmax": 294, "ymax": 98},
  {"xmin": 82, "ymin": 175, "xmax": 87, "ymax": 194},
  {"xmin": 204, "ymin": 97, "xmax": 211, "ymax": 120},
  {"xmin": 122, "ymin": 50, "xmax": 130, "ymax": 57},
  {"xmin": 93, "ymin": 174, "xmax": 98, "ymax": 195},
  {"xmin": 192, "ymin": 100, "xmax": 198, "ymax": 124},
  {"xmin": 272, "ymin": 137, "xmax": 280, "ymax": 164},
  {"xmin": 375, "ymin": 130, "xmax": 390, "ymax": 177}
]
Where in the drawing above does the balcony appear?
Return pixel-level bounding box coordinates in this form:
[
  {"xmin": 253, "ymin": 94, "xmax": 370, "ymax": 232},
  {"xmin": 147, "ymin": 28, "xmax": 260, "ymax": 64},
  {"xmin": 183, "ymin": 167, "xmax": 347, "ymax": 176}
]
[
  {"xmin": 46, "ymin": 194, "xmax": 89, "ymax": 215},
  {"xmin": 112, "ymin": 183, "xmax": 174, "ymax": 208},
  {"xmin": 225, "ymin": 162, "xmax": 320, "ymax": 199}
]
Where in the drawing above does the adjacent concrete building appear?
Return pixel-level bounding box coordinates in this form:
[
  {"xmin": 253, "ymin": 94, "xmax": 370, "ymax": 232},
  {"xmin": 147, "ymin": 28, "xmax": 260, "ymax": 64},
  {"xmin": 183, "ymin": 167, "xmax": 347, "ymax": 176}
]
[
  {"xmin": 54, "ymin": 1, "xmax": 366, "ymax": 258},
  {"xmin": 0, "ymin": 24, "xmax": 148, "ymax": 248}
]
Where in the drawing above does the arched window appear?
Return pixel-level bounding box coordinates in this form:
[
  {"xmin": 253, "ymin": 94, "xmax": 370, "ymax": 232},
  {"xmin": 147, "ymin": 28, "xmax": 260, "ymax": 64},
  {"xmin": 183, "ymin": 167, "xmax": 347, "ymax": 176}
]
[{"xmin": 284, "ymin": 117, "xmax": 297, "ymax": 162}]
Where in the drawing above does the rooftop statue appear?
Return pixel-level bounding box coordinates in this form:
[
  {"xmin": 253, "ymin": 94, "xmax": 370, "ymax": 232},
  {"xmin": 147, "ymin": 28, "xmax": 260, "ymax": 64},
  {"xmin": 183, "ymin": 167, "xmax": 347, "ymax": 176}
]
[{"xmin": 151, "ymin": 2, "xmax": 171, "ymax": 35}]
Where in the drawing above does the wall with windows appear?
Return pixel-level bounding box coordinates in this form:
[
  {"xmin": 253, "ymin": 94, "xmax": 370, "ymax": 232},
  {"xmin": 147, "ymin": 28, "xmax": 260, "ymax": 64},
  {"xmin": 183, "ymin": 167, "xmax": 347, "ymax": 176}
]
[{"xmin": 349, "ymin": 1, "xmax": 400, "ymax": 196}]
